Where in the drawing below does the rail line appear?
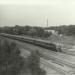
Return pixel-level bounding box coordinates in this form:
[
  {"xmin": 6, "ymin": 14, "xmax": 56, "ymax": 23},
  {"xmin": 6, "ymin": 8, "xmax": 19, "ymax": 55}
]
[
  {"xmin": 39, "ymin": 50, "xmax": 75, "ymax": 68},
  {"xmin": 20, "ymin": 49, "xmax": 74, "ymax": 75}
]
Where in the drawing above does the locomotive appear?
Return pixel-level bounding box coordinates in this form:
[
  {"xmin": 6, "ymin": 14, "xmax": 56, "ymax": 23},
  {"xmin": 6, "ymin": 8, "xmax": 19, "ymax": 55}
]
[{"xmin": 0, "ymin": 33, "xmax": 61, "ymax": 52}]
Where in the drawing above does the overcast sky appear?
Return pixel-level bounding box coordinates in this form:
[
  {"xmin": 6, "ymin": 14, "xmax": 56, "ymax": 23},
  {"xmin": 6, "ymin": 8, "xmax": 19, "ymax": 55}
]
[{"xmin": 0, "ymin": 0, "xmax": 75, "ymax": 27}]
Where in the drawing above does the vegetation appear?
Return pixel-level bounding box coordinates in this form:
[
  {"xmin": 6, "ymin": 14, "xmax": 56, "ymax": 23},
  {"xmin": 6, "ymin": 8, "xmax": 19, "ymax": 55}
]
[
  {"xmin": 0, "ymin": 25, "xmax": 51, "ymax": 38},
  {"xmin": 28, "ymin": 50, "xmax": 46, "ymax": 75},
  {"xmin": 45, "ymin": 25, "xmax": 75, "ymax": 36},
  {"xmin": 0, "ymin": 38, "xmax": 46, "ymax": 75},
  {"xmin": 0, "ymin": 39, "xmax": 24, "ymax": 75},
  {"xmin": 1, "ymin": 25, "xmax": 75, "ymax": 36},
  {"xmin": 1, "ymin": 24, "xmax": 75, "ymax": 37}
]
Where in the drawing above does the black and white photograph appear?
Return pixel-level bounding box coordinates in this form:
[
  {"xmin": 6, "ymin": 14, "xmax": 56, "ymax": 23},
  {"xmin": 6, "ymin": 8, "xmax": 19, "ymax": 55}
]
[{"xmin": 0, "ymin": 0, "xmax": 75, "ymax": 75}]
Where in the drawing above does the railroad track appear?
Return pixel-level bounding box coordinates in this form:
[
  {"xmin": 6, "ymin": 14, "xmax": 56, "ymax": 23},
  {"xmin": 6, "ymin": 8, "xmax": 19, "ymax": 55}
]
[
  {"xmin": 20, "ymin": 49, "xmax": 74, "ymax": 75},
  {"xmin": 39, "ymin": 50, "xmax": 75, "ymax": 68},
  {"xmin": 40, "ymin": 58, "xmax": 72, "ymax": 75}
]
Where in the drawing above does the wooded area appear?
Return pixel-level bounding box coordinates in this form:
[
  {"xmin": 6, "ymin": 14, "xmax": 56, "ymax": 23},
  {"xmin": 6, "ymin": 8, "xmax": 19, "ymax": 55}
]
[{"xmin": 0, "ymin": 25, "xmax": 51, "ymax": 38}]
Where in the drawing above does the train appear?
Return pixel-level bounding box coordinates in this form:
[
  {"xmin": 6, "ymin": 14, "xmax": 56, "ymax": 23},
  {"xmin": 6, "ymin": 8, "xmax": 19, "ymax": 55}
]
[{"xmin": 0, "ymin": 33, "xmax": 61, "ymax": 52}]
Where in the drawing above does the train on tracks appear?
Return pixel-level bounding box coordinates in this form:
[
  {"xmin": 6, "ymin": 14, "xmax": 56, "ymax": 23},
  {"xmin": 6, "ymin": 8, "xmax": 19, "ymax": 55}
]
[{"xmin": 0, "ymin": 33, "xmax": 61, "ymax": 52}]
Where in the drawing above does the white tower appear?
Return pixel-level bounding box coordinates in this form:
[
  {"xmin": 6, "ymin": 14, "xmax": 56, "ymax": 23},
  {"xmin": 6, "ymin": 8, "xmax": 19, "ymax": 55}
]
[{"xmin": 47, "ymin": 19, "xmax": 48, "ymax": 27}]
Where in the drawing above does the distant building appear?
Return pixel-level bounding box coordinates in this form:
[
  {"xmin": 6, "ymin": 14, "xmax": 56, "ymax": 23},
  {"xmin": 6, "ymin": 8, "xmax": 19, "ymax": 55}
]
[{"xmin": 45, "ymin": 29, "xmax": 58, "ymax": 35}]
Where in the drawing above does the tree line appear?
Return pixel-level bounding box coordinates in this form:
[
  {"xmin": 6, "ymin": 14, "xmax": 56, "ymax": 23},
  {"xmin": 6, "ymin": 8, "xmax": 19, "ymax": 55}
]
[
  {"xmin": 45, "ymin": 25, "xmax": 75, "ymax": 36},
  {"xmin": 0, "ymin": 25, "xmax": 51, "ymax": 38}
]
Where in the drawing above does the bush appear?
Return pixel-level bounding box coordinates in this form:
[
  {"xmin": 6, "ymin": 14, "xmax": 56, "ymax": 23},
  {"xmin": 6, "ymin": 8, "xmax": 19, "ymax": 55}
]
[
  {"xmin": 0, "ymin": 39, "xmax": 24, "ymax": 75},
  {"xmin": 28, "ymin": 50, "xmax": 46, "ymax": 75}
]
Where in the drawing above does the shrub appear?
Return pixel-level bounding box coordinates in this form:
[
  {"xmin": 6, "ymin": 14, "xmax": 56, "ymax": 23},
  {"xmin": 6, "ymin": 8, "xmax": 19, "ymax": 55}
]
[{"xmin": 0, "ymin": 39, "xmax": 24, "ymax": 75}]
